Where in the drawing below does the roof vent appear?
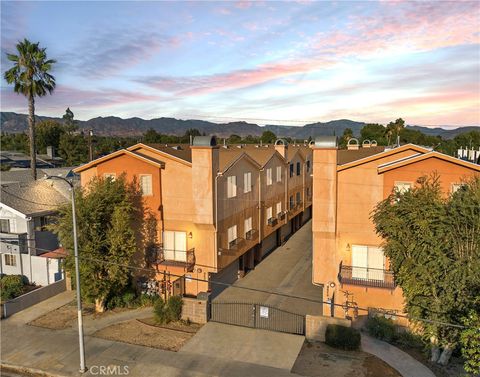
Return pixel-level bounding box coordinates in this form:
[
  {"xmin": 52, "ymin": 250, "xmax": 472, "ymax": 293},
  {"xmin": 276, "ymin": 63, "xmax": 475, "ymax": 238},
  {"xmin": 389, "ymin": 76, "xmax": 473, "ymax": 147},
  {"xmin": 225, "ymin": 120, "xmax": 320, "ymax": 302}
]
[
  {"xmin": 192, "ymin": 136, "xmax": 217, "ymax": 147},
  {"xmin": 371, "ymin": 140, "xmax": 378, "ymax": 147},
  {"xmin": 315, "ymin": 136, "xmax": 338, "ymax": 149},
  {"xmin": 362, "ymin": 140, "xmax": 371, "ymax": 148},
  {"xmin": 236, "ymin": 145, "xmax": 243, "ymax": 149},
  {"xmin": 171, "ymin": 146, "xmax": 182, "ymax": 150},
  {"xmin": 275, "ymin": 139, "xmax": 288, "ymax": 146},
  {"xmin": 347, "ymin": 138, "xmax": 359, "ymax": 150}
]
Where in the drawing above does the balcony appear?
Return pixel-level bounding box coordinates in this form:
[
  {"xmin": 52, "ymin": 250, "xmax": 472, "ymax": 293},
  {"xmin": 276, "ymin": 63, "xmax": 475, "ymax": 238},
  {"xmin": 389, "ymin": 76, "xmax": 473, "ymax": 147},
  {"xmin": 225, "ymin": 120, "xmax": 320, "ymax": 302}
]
[
  {"xmin": 0, "ymin": 232, "xmax": 27, "ymax": 254},
  {"xmin": 267, "ymin": 217, "xmax": 278, "ymax": 226},
  {"xmin": 245, "ymin": 229, "xmax": 257, "ymax": 241},
  {"xmin": 277, "ymin": 212, "xmax": 286, "ymax": 221},
  {"xmin": 338, "ymin": 263, "xmax": 396, "ymax": 289},
  {"xmin": 156, "ymin": 246, "xmax": 195, "ymax": 272}
]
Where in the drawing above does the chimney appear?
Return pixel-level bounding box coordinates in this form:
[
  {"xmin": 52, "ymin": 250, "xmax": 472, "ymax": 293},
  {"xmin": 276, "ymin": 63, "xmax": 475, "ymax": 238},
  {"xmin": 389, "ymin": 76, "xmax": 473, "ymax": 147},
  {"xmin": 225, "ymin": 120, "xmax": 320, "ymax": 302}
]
[
  {"xmin": 312, "ymin": 136, "xmax": 338, "ymax": 314},
  {"xmin": 274, "ymin": 139, "xmax": 288, "ymax": 160},
  {"xmin": 191, "ymin": 136, "xmax": 219, "ymax": 225},
  {"xmin": 46, "ymin": 146, "xmax": 55, "ymax": 159}
]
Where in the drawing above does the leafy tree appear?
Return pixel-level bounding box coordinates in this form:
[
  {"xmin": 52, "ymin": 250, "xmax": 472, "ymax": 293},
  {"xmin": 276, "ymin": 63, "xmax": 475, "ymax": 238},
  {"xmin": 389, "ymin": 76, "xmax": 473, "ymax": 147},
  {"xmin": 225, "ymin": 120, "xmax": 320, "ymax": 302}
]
[
  {"xmin": 58, "ymin": 133, "xmax": 88, "ymax": 165},
  {"xmin": 460, "ymin": 311, "xmax": 480, "ymax": 375},
  {"xmin": 361, "ymin": 123, "xmax": 387, "ymax": 145},
  {"xmin": 0, "ymin": 132, "xmax": 29, "ymax": 153},
  {"xmin": 260, "ymin": 130, "xmax": 276, "ymax": 144},
  {"xmin": 386, "ymin": 118, "xmax": 405, "ymax": 146},
  {"xmin": 373, "ymin": 175, "xmax": 480, "ymax": 367},
  {"xmin": 228, "ymin": 134, "xmax": 242, "ymax": 144},
  {"xmin": 143, "ymin": 128, "xmax": 161, "ymax": 143},
  {"xmin": 36, "ymin": 120, "xmax": 66, "ymax": 153},
  {"xmin": 62, "ymin": 107, "xmax": 78, "ymax": 132},
  {"xmin": 339, "ymin": 128, "xmax": 353, "ymax": 148},
  {"xmin": 52, "ymin": 175, "xmax": 140, "ymax": 312},
  {"xmin": 3, "ymin": 39, "xmax": 56, "ymax": 180}
]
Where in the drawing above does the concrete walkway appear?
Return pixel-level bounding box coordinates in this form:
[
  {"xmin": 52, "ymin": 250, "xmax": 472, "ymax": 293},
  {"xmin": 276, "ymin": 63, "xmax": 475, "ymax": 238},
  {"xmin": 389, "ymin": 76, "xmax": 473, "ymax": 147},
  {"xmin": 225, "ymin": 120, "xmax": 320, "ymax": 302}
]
[
  {"xmin": 361, "ymin": 334, "xmax": 436, "ymax": 377},
  {"xmin": 216, "ymin": 220, "xmax": 323, "ymax": 316},
  {"xmin": 181, "ymin": 322, "xmax": 305, "ymax": 370}
]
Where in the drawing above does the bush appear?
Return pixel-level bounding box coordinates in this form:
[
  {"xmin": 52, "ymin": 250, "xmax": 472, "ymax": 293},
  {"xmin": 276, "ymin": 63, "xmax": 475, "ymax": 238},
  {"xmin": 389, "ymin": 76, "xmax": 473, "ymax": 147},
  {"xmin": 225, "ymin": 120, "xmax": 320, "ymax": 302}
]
[
  {"xmin": 154, "ymin": 296, "xmax": 183, "ymax": 324},
  {"xmin": 139, "ymin": 293, "xmax": 158, "ymax": 307},
  {"xmin": 122, "ymin": 292, "xmax": 136, "ymax": 308},
  {"xmin": 0, "ymin": 275, "xmax": 26, "ymax": 301},
  {"xmin": 366, "ymin": 316, "xmax": 397, "ymax": 342},
  {"xmin": 325, "ymin": 324, "xmax": 361, "ymax": 350}
]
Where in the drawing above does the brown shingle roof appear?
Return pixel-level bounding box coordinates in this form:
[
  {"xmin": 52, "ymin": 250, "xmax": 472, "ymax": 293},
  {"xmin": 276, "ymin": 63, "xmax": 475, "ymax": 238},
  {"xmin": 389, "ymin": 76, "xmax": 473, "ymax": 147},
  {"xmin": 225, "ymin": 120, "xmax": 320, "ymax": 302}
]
[
  {"xmin": 144, "ymin": 144, "xmax": 192, "ymax": 163},
  {"xmin": 337, "ymin": 146, "xmax": 386, "ymax": 165}
]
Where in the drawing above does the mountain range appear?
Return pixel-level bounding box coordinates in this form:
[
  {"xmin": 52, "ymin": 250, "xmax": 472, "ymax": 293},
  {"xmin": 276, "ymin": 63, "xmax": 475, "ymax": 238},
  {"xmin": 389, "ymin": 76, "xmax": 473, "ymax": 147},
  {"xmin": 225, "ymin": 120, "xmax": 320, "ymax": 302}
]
[{"xmin": 1, "ymin": 112, "xmax": 478, "ymax": 139}]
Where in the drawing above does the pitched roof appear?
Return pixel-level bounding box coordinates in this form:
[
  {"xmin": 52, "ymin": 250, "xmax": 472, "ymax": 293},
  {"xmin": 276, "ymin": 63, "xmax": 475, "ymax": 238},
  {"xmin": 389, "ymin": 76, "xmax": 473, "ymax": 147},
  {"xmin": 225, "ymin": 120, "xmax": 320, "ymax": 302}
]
[
  {"xmin": 1, "ymin": 180, "xmax": 70, "ymax": 217},
  {"xmin": 337, "ymin": 146, "xmax": 386, "ymax": 165},
  {"xmin": 378, "ymin": 151, "xmax": 480, "ymax": 173},
  {"xmin": 337, "ymin": 144, "xmax": 431, "ymax": 171},
  {"xmin": 74, "ymin": 149, "xmax": 164, "ymax": 173},
  {"xmin": 143, "ymin": 144, "xmax": 192, "ymax": 163},
  {"xmin": 1, "ymin": 168, "xmax": 78, "ymax": 185}
]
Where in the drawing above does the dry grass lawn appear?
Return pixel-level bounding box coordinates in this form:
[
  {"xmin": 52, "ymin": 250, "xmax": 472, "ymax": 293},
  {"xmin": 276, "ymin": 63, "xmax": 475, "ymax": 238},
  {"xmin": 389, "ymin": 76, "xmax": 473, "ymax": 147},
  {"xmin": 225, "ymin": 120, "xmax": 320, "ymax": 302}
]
[
  {"xmin": 28, "ymin": 301, "xmax": 95, "ymax": 329},
  {"xmin": 292, "ymin": 341, "xmax": 402, "ymax": 377},
  {"xmin": 92, "ymin": 318, "xmax": 202, "ymax": 351}
]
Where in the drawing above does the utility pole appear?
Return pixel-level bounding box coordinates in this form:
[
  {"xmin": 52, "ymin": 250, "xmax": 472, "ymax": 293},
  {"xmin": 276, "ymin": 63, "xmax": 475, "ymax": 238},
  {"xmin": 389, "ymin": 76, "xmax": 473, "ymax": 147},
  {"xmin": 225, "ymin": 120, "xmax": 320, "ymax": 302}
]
[{"xmin": 88, "ymin": 129, "xmax": 94, "ymax": 161}]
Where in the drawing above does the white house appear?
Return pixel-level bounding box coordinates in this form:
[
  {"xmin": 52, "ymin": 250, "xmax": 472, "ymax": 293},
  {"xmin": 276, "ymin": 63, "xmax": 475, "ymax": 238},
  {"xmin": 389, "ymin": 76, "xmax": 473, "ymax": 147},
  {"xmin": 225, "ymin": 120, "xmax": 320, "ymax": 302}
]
[{"xmin": 0, "ymin": 179, "xmax": 70, "ymax": 286}]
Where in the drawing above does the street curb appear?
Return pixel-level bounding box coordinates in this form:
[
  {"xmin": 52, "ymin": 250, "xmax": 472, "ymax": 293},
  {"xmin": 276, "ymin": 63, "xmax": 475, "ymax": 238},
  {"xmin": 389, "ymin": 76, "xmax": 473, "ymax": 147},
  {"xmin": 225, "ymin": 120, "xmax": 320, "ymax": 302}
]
[{"xmin": 1, "ymin": 362, "xmax": 70, "ymax": 377}]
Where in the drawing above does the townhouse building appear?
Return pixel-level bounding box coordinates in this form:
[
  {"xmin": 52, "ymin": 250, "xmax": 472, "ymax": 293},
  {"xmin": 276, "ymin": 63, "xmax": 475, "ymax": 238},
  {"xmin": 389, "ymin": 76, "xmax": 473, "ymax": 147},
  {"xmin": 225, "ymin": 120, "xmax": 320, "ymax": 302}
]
[
  {"xmin": 312, "ymin": 137, "xmax": 480, "ymax": 320},
  {"xmin": 74, "ymin": 136, "xmax": 312, "ymax": 297}
]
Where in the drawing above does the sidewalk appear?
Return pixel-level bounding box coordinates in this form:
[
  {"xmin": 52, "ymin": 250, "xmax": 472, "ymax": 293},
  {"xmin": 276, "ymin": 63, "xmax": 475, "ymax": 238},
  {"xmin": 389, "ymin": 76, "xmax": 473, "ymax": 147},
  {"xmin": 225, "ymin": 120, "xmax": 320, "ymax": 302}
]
[{"xmin": 361, "ymin": 334, "xmax": 436, "ymax": 377}]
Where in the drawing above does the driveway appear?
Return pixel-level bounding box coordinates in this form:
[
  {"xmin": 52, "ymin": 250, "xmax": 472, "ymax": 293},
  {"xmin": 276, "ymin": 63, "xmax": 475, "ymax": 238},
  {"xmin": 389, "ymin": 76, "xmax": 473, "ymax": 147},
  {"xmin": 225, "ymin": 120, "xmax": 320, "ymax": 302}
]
[{"xmin": 216, "ymin": 220, "xmax": 323, "ymax": 315}]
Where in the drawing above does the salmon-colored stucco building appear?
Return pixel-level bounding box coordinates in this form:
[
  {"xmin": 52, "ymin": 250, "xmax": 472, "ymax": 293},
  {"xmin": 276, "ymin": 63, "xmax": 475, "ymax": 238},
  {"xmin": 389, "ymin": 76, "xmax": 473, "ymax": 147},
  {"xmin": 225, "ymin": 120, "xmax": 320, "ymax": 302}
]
[
  {"xmin": 312, "ymin": 138, "xmax": 480, "ymax": 321},
  {"xmin": 74, "ymin": 137, "xmax": 313, "ymax": 297}
]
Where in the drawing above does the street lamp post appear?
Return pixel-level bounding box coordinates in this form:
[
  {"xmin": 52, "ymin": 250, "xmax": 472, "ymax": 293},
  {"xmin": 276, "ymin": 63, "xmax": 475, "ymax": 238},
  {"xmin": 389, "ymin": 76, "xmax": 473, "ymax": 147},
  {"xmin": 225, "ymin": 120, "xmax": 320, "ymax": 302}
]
[{"xmin": 46, "ymin": 175, "xmax": 86, "ymax": 373}]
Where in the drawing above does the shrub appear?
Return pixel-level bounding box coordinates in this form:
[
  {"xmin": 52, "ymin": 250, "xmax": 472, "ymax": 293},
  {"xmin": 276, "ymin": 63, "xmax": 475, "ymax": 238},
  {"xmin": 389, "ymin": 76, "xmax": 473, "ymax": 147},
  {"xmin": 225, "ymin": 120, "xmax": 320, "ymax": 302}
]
[
  {"xmin": 122, "ymin": 292, "xmax": 136, "ymax": 308},
  {"xmin": 0, "ymin": 275, "xmax": 26, "ymax": 301},
  {"xmin": 139, "ymin": 294, "xmax": 157, "ymax": 307},
  {"xmin": 325, "ymin": 324, "xmax": 361, "ymax": 350},
  {"xmin": 154, "ymin": 296, "xmax": 183, "ymax": 324},
  {"xmin": 366, "ymin": 316, "xmax": 397, "ymax": 342},
  {"xmin": 395, "ymin": 329, "xmax": 424, "ymax": 350}
]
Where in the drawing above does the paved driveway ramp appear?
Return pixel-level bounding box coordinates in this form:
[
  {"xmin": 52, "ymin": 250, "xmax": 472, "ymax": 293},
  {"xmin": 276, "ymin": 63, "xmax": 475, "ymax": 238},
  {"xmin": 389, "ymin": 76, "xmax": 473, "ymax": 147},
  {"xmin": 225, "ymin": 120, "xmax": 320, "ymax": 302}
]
[{"xmin": 180, "ymin": 322, "xmax": 304, "ymax": 371}]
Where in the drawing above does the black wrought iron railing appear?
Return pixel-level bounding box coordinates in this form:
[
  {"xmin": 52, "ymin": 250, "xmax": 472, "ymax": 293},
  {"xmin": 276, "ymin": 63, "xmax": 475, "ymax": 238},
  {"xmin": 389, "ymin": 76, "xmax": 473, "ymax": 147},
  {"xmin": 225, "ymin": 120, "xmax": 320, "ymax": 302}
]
[
  {"xmin": 338, "ymin": 263, "xmax": 395, "ymax": 289},
  {"xmin": 157, "ymin": 246, "xmax": 195, "ymax": 271}
]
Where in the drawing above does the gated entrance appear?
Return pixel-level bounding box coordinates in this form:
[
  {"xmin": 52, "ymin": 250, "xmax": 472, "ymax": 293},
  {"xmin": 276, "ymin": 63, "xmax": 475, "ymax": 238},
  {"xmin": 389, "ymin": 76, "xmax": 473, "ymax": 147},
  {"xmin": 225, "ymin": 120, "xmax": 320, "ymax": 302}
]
[{"xmin": 210, "ymin": 301, "xmax": 305, "ymax": 335}]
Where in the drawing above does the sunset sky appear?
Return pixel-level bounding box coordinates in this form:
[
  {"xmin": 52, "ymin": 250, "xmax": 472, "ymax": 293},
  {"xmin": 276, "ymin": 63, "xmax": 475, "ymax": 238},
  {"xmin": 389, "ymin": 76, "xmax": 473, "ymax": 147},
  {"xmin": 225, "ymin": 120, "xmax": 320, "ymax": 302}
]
[{"xmin": 1, "ymin": 1, "xmax": 479, "ymax": 127}]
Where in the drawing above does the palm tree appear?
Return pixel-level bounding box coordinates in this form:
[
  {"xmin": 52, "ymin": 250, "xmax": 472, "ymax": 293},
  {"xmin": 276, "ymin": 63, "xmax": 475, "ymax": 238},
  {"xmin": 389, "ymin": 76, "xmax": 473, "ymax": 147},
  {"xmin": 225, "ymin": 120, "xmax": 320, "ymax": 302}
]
[{"xmin": 4, "ymin": 39, "xmax": 56, "ymax": 180}]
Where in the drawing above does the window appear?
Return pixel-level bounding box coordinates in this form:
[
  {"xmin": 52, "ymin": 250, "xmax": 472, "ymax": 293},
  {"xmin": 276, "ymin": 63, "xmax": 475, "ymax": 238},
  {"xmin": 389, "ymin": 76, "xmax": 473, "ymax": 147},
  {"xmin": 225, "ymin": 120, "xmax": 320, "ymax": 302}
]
[
  {"xmin": 306, "ymin": 160, "xmax": 311, "ymax": 172},
  {"xmin": 394, "ymin": 181, "xmax": 412, "ymax": 194},
  {"xmin": 266, "ymin": 207, "xmax": 273, "ymax": 224},
  {"xmin": 244, "ymin": 217, "xmax": 252, "ymax": 236},
  {"xmin": 351, "ymin": 245, "xmax": 385, "ymax": 281},
  {"xmin": 289, "ymin": 163, "xmax": 294, "ymax": 178},
  {"xmin": 306, "ymin": 187, "xmax": 311, "ymax": 199},
  {"xmin": 289, "ymin": 195, "xmax": 294, "ymax": 210},
  {"xmin": 0, "ymin": 219, "xmax": 10, "ymax": 233},
  {"xmin": 227, "ymin": 176, "xmax": 237, "ymax": 198},
  {"xmin": 140, "ymin": 174, "xmax": 152, "ymax": 196},
  {"xmin": 451, "ymin": 183, "xmax": 465, "ymax": 193},
  {"xmin": 4, "ymin": 254, "xmax": 16, "ymax": 266},
  {"xmin": 276, "ymin": 166, "xmax": 282, "ymax": 182},
  {"xmin": 296, "ymin": 192, "xmax": 301, "ymax": 204},
  {"xmin": 163, "ymin": 231, "xmax": 187, "ymax": 262},
  {"xmin": 103, "ymin": 173, "xmax": 116, "ymax": 180},
  {"xmin": 227, "ymin": 225, "xmax": 237, "ymax": 248},
  {"xmin": 266, "ymin": 168, "xmax": 273, "ymax": 185},
  {"xmin": 296, "ymin": 162, "xmax": 301, "ymax": 176},
  {"xmin": 276, "ymin": 202, "xmax": 282, "ymax": 215},
  {"xmin": 244, "ymin": 172, "xmax": 252, "ymax": 193}
]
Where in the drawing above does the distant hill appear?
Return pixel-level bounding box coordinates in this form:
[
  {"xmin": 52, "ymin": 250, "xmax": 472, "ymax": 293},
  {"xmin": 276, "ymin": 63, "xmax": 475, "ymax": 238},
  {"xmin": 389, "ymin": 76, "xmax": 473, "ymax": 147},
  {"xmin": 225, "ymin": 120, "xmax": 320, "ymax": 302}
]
[{"xmin": 1, "ymin": 112, "xmax": 478, "ymax": 139}]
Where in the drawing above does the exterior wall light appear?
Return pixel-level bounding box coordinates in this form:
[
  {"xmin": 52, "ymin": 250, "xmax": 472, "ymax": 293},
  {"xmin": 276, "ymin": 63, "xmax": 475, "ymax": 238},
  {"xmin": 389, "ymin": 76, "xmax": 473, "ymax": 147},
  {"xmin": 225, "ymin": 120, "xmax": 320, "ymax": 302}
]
[{"xmin": 188, "ymin": 232, "xmax": 193, "ymax": 239}]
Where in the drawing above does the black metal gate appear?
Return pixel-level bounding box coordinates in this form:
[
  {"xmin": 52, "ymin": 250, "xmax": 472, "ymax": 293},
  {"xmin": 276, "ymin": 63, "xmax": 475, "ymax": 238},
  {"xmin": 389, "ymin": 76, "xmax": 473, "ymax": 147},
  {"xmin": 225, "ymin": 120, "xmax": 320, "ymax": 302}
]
[{"xmin": 210, "ymin": 301, "xmax": 305, "ymax": 335}]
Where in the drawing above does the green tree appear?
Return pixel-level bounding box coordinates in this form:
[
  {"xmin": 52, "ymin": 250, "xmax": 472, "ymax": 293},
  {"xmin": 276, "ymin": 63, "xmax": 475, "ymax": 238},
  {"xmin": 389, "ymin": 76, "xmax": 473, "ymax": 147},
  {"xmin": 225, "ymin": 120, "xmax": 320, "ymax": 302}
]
[
  {"xmin": 373, "ymin": 175, "xmax": 480, "ymax": 367},
  {"xmin": 143, "ymin": 128, "xmax": 161, "ymax": 143},
  {"xmin": 52, "ymin": 175, "xmax": 140, "ymax": 312},
  {"xmin": 4, "ymin": 39, "xmax": 56, "ymax": 180},
  {"xmin": 58, "ymin": 133, "xmax": 88, "ymax": 165},
  {"xmin": 260, "ymin": 130, "xmax": 276, "ymax": 144},
  {"xmin": 460, "ymin": 311, "xmax": 480, "ymax": 375},
  {"xmin": 36, "ymin": 120, "xmax": 66, "ymax": 153},
  {"xmin": 227, "ymin": 134, "xmax": 242, "ymax": 144},
  {"xmin": 361, "ymin": 123, "xmax": 387, "ymax": 145},
  {"xmin": 339, "ymin": 128, "xmax": 353, "ymax": 148},
  {"xmin": 386, "ymin": 118, "xmax": 405, "ymax": 146},
  {"xmin": 62, "ymin": 107, "xmax": 78, "ymax": 132}
]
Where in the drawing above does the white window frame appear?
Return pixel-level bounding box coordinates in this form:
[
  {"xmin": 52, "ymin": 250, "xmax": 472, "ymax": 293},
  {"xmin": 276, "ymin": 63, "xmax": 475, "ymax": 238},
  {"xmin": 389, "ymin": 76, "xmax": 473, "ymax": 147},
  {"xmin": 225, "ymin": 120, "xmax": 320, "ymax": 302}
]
[
  {"xmin": 276, "ymin": 166, "xmax": 282, "ymax": 182},
  {"xmin": 0, "ymin": 219, "xmax": 11, "ymax": 233},
  {"xmin": 5, "ymin": 254, "xmax": 16, "ymax": 266},
  {"xmin": 244, "ymin": 172, "xmax": 252, "ymax": 193},
  {"xmin": 276, "ymin": 202, "xmax": 282, "ymax": 216},
  {"xmin": 394, "ymin": 181, "xmax": 412, "ymax": 194},
  {"xmin": 227, "ymin": 176, "xmax": 237, "ymax": 198},
  {"xmin": 266, "ymin": 168, "xmax": 273, "ymax": 186},
  {"xmin": 244, "ymin": 217, "xmax": 252, "ymax": 236},
  {"xmin": 163, "ymin": 230, "xmax": 187, "ymax": 262},
  {"xmin": 266, "ymin": 207, "xmax": 273, "ymax": 224},
  {"xmin": 139, "ymin": 174, "xmax": 153, "ymax": 196},
  {"xmin": 227, "ymin": 225, "xmax": 237, "ymax": 249},
  {"xmin": 351, "ymin": 245, "xmax": 385, "ymax": 281},
  {"xmin": 103, "ymin": 173, "xmax": 116, "ymax": 180}
]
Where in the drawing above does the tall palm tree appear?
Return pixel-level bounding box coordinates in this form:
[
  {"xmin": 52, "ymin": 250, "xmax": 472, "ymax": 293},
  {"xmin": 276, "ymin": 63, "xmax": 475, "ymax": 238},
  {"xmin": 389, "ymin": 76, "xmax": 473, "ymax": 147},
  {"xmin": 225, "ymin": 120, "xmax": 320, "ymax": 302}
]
[{"xmin": 4, "ymin": 39, "xmax": 56, "ymax": 180}]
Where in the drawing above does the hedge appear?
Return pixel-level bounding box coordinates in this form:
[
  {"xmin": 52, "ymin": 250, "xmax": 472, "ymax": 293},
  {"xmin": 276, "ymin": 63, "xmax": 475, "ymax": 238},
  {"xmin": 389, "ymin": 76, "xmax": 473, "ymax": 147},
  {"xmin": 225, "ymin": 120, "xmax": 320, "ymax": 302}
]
[{"xmin": 325, "ymin": 324, "xmax": 361, "ymax": 350}]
